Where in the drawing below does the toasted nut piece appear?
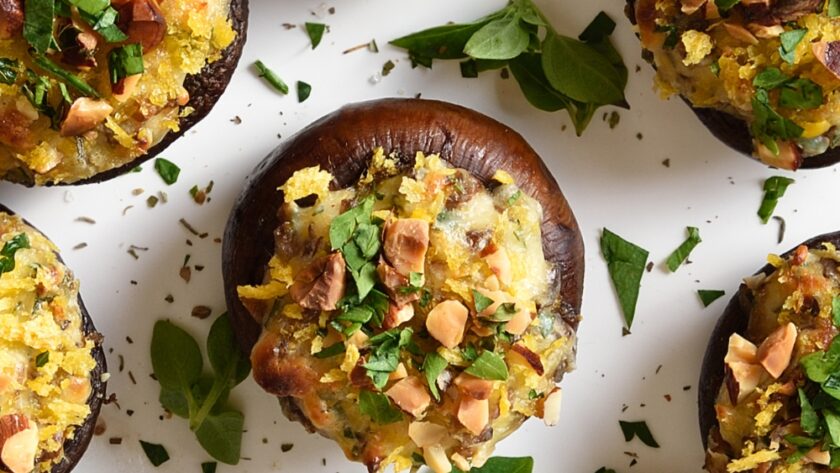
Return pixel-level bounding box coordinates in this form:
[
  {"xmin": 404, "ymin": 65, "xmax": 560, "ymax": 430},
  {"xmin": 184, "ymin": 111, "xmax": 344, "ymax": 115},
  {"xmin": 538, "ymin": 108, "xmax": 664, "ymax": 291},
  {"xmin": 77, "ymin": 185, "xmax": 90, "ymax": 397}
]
[
  {"xmin": 755, "ymin": 140, "xmax": 802, "ymax": 171},
  {"xmin": 748, "ymin": 23, "xmax": 784, "ymax": 39},
  {"xmin": 541, "ymin": 387, "xmax": 563, "ymax": 426},
  {"xmin": 289, "ymin": 253, "xmax": 346, "ymax": 311},
  {"xmin": 723, "ymin": 23, "xmax": 759, "ymax": 45},
  {"xmin": 805, "ymin": 446, "xmax": 831, "ymax": 465},
  {"xmin": 457, "ymin": 396, "xmax": 489, "ymax": 435},
  {"xmin": 408, "ymin": 421, "xmax": 447, "ymax": 448},
  {"xmin": 505, "ymin": 309, "xmax": 533, "ymax": 335},
  {"xmin": 0, "ymin": 0, "xmax": 23, "ymax": 39},
  {"xmin": 756, "ymin": 323, "xmax": 797, "ymax": 378},
  {"xmin": 485, "ymin": 247, "xmax": 512, "ymax": 287},
  {"xmin": 386, "ymin": 376, "xmax": 430, "ymax": 418},
  {"xmin": 426, "ymin": 300, "xmax": 468, "ymax": 348},
  {"xmin": 60, "ymin": 98, "xmax": 113, "ymax": 137},
  {"xmin": 383, "ymin": 303, "xmax": 414, "ymax": 330},
  {"xmin": 681, "ymin": 0, "xmax": 706, "ymax": 15},
  {"xmin": 510, "ymin": 344, "xmax": 544, "ymax": 375},
  {"xmin": 388, "ymin": 363, "xmax": 407, "ymax": 382},
  {"xmin": 117, "ymin": 0, "xmax": 167, "ymax": 51},
  {"xmin": 1, "ymin": 426, "xmax": 38, "ymax": 473},
  {"xmin": 346, "ymin": 330, "xmax": 369, "ymax": 349},
  {"xmin": 454, "ymin": 373, "xmax": 493, "ymax": 400},
  {"xmin": 705, "ymin": 1, "xmax": 720, "ymax": 19},
  {"xmin": 0, "ymin": 415, "xmax": 29, "ymax": 443},
  {"xmin": 112, "ymin": 74, "xmax": 142, "ymax": 102},
  {"xmin": 376, "ymin": 259, "xmax": 420, "ymax": 306},
  {"xmin": 383, "ymin": 218, "xmax": 429, "ymax": 276},
  {"xmin": 451, "ymin": 453, "xmax": 471, "ymax": 472},
  {"xmin": 423, "ymin": 444, "xmax": 452, "ymax": 473},
  {"xmin": 725, "ymin": 361, "xmax": 764, "ymax": 404},
  {"xmin": 483, "ymin": 275, "xmax": 500, "ymax": 291},
  {"xmin": 724, "ymin": 333, "xmax": 758, "ymax": 364},
  {"xmin": 812, "ymin": 41, "xmax": 840, "ymax": 80}
]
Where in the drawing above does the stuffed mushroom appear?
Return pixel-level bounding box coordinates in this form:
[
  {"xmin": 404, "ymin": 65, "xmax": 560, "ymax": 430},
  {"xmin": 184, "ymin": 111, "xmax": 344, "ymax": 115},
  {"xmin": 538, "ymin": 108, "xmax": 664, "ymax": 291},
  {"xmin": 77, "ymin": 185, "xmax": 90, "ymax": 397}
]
[
  {"xmin": 629, "ymin": 0, "xmax": 840, "ymax": 170},
  {"xmin": 0, "ymin": 0, "xmax": 248, "ymax": 185},
  {"xmin": 222, "ymin": 99, "xmax": 584, "ymax": 472},
  {"xmin": 700, "ymin": 232, "xmax": 840, "ymax": 472},
  {"xmin": 0, "ymin": 205, "xmax": 107, "ymax": 473}
]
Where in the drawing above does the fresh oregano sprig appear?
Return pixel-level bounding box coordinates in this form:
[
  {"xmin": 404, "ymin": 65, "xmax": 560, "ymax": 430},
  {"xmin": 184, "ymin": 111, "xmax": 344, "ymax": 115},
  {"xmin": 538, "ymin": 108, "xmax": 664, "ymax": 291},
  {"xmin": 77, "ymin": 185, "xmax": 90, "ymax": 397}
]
[
  {"xmin": 150, "ymin": 314, "xmax": 251, "ymax": 465},
  {"xmin": 390, "ymin": 1, "xmax": 627, "ymax": 135}
]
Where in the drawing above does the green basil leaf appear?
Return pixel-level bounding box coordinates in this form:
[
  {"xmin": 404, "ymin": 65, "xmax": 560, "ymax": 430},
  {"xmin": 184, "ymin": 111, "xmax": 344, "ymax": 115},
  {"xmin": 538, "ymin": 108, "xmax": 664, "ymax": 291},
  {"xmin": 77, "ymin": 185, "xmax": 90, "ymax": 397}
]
[
  {"xmin": 751, "ymin": 90, "xmax": 803, "ymax": 153},
  {"xmin": 785, "ymin": 434, "xmax": 818, "ymax": 448},
  {"xmin": 359, "ymin": 390, "xmax": 403, "ymax": 424},
  {"xmin": 108, "ymin": 44, "xmax": 144, "ymax": 84},
  {"xmin": 801, "ymin": 337, "xmax": 840, "ymax": 383},
  {"xmin": 832, "ymin": 295, "xmax": 840, "ymax": 328},
  {"xmin": 463, "ymin": 15, "xmax": 530, "ymax": 61},
  {"xmin": 207, "ymin": 314, "xmax": 251, "ymax": 387},
  {"xmin": 422, "ymin": 352, "xmax": 448, "ymax": 401},
  {"xmin": 353, "ymin": 261, "xmax": 377, "ymax": 300},
  {"xmin": 472, "ymin": 289, "xmax": 494, "ymax": 313},
  {"xmin": 140, "ymin": 441, "xmax": 170, "ymax": 466},
  {"xmin": 297, "ymin": 80, "xmax": 312, "ymax": 103},
  {"xmin": 31, "ymin": 52, "xmax": 100, "ymax": 97},
  {"xmin": 697, "ymin": 289, "xmax": 725, "ymax": 307},
  {"xmin": 66, "ymin": 0, "xmax": 108, "ymax": 15},
  {"xmin": 488, "ymin": 302, "xmax": 517, "ymax": 322},
  {"xmin": 601, "ymin": 228, "xmax": 649, "ymax": 330},
  {"xmin": 305, "ymin": 22, "xmax": 327, "ymax": 49},
  {"xmin": 194, "ymin": 410, "xmax": 244, "ymax": 465},
  {"xmin": 1, "ymin": 233, "xmax": 29, "ymax": 258},
  {"xmin": 578, "ymin": 11, "xmax": 616, "ymax": 43},
  {"xmin": 314, "ymin": 342, "xmax": 346, "ymax": 359},
  {"xmin": 0, "ymin": 58, "xmax": 20, "ymax": 85},
  {"xmin": 799, "ymin": 388, "xmax": 820, "ymax": 435},
  {"xmin": 337, "ymin": 306, "xmax": 374, "ymax": 324},
  {"xmin": 753, "ymin": 67, "xmax": 790, "ymax": 89},
  {"xmin": 453, "ymin": 456, "xmax": 534, "ymax": 473},
  {"xmin": 354, "ymin": 223, "xmax": 381, "ymax": 259},
  {"xmin": 409, "ymin": 272, "xmax": 423, "ymax": 287},
  {"xmin": 665, "ymin": 226, "xmax": 702, "ymax": 272},
  {"xmin": 159, "ymin": 386, "xmax": 189, "ymax": 418},
  {"xmin": 619, "ymin": 420, "xmax": 660, "ymax": 448},
  {"xmin": 509, "ymin": 53, "xmax": 567, "ymax": 112},
  {"xmin": 541, "ymin": 32, "xmax": 625, "ymax": 106},
  {"xmin": 23, "ymin": 0, "xmax": 55, "ymax": 55},
  {"xmin": 779, "ymin": 29, "xmax": 807, "ymax": 64},
  {"xmin": 391, "ymin": 21, "xmax": 492, "ymax": 62},
  {"xmin": 715, "ymin": 0, "xmax": 740, "ymax": 11},
  {"xmin": 594, "ymin": 468, "xmax": 617, "ymax": 473},
  {"xmin": 35, "ymin": 351, "xmax": 49, "ymax": 367},
  {"xmin": 254, "ymin": 60, "xmax": 289, "ymax": 94},
  {"xmin": 150, "ymin": 320, "xmax": 203, "ymax": 392},
  {"xmin": 513, "ymin": 0, "xmax": 544, "ymax": 26},
  {"xmin": 465, "ymin": 350, "xmax": 509, "ymax": 380},
  {"xmin": 154, "ymin": 158, "xmax": 181, "ymax": 185},
  {"xmin": 827, "ymin": 411, "xmax": 840, "ymax": 446},
  {"xmin": 201, "ymin": 462, "xmax": 217, "ymax": 473},
  {"xmin": 779, "ymin": 78, "xmax": 823, "ymax": 110},
  {"xmin": 757, "ymin": 175, "xmax": 795, "ymax": 224},
  {"xmin": 831, "ymin": 0, "xmax": 840, "ymax": 17}
]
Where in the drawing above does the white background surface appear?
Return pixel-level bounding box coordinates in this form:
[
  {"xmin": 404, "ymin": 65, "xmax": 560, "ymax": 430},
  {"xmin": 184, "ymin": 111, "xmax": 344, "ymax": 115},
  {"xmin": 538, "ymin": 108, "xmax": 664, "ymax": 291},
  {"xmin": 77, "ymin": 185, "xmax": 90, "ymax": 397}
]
[{"xmin": 3, "ymin": 0, "xmax": 838, "ymax": 471}]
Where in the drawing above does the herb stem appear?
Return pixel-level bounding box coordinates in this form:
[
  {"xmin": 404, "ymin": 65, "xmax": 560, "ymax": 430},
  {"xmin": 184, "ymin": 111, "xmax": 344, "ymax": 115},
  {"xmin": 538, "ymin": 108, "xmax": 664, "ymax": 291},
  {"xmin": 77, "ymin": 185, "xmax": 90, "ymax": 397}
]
[
  {"xmin": 189, "ymin": 351, "xmax": 241, "ymax": 430},
  {"xmin": 30, "ymin": 50, "xmax": 101, "ymax": 98}
]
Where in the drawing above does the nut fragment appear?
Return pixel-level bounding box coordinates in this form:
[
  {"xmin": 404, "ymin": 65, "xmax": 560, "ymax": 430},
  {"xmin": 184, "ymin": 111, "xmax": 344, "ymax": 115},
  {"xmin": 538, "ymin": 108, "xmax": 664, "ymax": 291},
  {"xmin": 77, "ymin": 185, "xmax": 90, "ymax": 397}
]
[
  {"xmin": 725, "ymin": 361, "xmax": 764, "ymax": 404},
  {"xmin": 289, "ymin": 253, "xmax": 346, "ymax": 310},
  {"xmin": 60, "ymin": 98, "xmax": 114, "ymax": 137},
  {"xmin": 0, "ymin": 425, "xmax": 38, "ymax": 473},
  {"xmin": 541, "ymin": 387, "xmax": 563, "ymax": 426},
  {"xmin": 385, "ymin": 376, "xmax": 430, "ymax": 418},
  {"xmin": 425, "ymin": 300, "xmax": 468, "ymax": 348},
  {"xmin": 383, "ymin": 218, "xmax": 429, "ymax": 276},
  {"xmin": 510, "ymin": 343, "xmax": 545, "ymax": 375},
  {"xmin": 457, "ymin": 396, "xmax": 489, "ymax": 435},
  {"xmin": 408, "ymin": 421, "xmax": 447, "ymax": 448},
  {"xmin": 453, "ymin": 373, "xmax": 493, "ymax": 400},
  {"xmin": 116, "ymin": 0, "xmax": 167, "ymax": 51},
  {"xmin": 813, "ymin": 41, "xmax": 840, "ymax": 79},
  {"xmin": 756, "ymin": 322, "xmax": 797, "ymax": 378},
  {"xmin": 423, "ymin": 444, "xmax": 451, "ymax": 473}
]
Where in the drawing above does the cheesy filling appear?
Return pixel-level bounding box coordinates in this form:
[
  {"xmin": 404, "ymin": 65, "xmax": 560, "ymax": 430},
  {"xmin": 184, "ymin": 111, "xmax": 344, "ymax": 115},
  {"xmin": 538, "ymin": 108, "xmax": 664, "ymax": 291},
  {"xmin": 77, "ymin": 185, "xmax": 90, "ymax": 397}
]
[
  {"xmin": 0, "ymin": 213, "xmax": 97, "ymax": 473},
  {"xmin": 0, "ymin": 0, "xmax": 236, "ymax": 184},
  {"xmin": 240, "ymin": 149, "xmax": 577, "ymax": 473}
]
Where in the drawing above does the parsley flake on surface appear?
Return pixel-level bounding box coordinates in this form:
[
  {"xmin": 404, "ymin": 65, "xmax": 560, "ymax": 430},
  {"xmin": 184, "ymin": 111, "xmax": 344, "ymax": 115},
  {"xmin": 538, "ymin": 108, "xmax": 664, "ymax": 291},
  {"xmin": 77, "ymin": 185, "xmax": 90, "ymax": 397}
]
[
  {"xmin": 665, "ymin": 226, "xmax": 701, "ymax": 272},
  {"xmin": 139, "ymin": 441, "xmax": 170, "ymax": 467},
  {"xmin": 254, "ymin": 60, "xmax": 289, "ymax": 94},
  {"xmin": 305, "ymin": 22, "xmax": 327, "ymax": 49},
  {"xmin": 619, "ymin": 420, "xmax": 660, "ymax": 448},
  {"xmin": 601, "ymin": 229, "xmax": 648, "ymax": 330},
  {"xmin": 153, "ymin": 158, "xmax": 180, "ymax": 185},
  {"xmin": 697, "ymin": 290, "xmax": 725, "ymax": 307},
  {"xmin": 758, "ymin": 176, "xmax": 795, "ymax": 224}
]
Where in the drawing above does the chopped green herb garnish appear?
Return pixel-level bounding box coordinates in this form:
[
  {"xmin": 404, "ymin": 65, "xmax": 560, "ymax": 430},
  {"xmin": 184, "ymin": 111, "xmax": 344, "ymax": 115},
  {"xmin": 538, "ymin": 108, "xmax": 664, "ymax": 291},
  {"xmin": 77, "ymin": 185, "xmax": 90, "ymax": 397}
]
[
  {"xmin": 507, "ymin": 190, "xmax": 522, "ymax": 206},
  {"xmin": 753, "ymin": 67, "xmax": 790, "ymax": 90},
  {"xmin": 780, "ymin": 29, "xmax": 807, "ymax": 64},
  {"xmin": 139, "ymin": 441, "xmax": 170, "ymax": 467},
  {"xmin": 305, "ymin": 22, "xmax": 327, "ymax": 49},
  {"xmin": 254, "ymin": 60, "xmax": 289, "ymax": 94},
  {"xmin": 758, "ymin": 176, "xmax": 795, "ymax": 224},
  {"xmin": 778, "ymin": 78, "xmax": 823, "ymax": 110},
  {"xmin": 619, "ymin": 420, "xmax": 660, "ymax": 448},
  {"xmin": 452, "ymin": 457, "xmax": 534, "ymax": 473},
  {"xmin": 665, "ymin": 226, "xmax": 701, "ymax": 272},
  {"xmin": 201, "ymin": 462, "xmax": 217, "ymax": 473},
  {"xmin": 108, "ymin": 44, "xmax": 144, "ymax": 84},
  {"xmin": 698, "ymin": 290, "xmax": 725, "ymax": 307},
  {"xmin": 358, "ymin": 390, "xmax": 403, "ymax": 424},
  {"xmin": 601, "ymin": 229, "xmax": 648, "ymax": 330},
  {"xmin": 314, "ymin": 342, "xmax": 346, "ymax": 359},
  {"xmin": 751, "ymin": 89, "xmax": 803, "ymax": 154},
  {"xmin": 35, "ymin": 351, "xmax": 49, "ymax": 367},
  {"xmin": 23, "ymin": 0, "xmax": 55, "ymax": 55},
  {"xmin": 297, "ymin": 80, "xmax": 312, "ymax": 102},
  {"xmin": 832, "ymin": 295, "xmax": 840, "ymax": 328},
  {"xmin": 154, "ymin": 158, "xmax": 180, "ymax": 185},
  {"xmin": 831, "ymin": 0, "xmax": 840, "ymax": 17},
  {"xmin": 709, "ymin": 60, "xmax": 720, "ymax": 77},
  {"xmin": 464, "ymin": 350, "xmax": 508, "ymax": 380},
  {"xmin": 31, "ymin": 52, "xmax": 100, "ymax": 98},
  {"xmin": 422, "ymin": 352, "xmax": 448, "ymax": 401},
  {"xmin": 0, "ymin": 58, "xmax": 20, "ymax": 85},
  {"xmin": 472, "ymin": 289, "xmax": 494, "ymax": 313},
  {"xmin": 0, "ymin": 234, "xmax": 30, "ymax": 275},
  {"xmin": 714, "ymin": 0, "xmax": 739, "ymax": 11}
]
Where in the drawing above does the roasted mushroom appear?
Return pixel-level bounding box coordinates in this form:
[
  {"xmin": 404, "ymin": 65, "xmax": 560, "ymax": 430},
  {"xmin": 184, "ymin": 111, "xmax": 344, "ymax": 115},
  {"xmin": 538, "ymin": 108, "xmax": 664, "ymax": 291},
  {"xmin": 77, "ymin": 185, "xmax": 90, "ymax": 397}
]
[
  {"xmin": 0, "ymin": 204, "xmax": 107, "ymax": 473},
  {"xmin": 699, "ymin": 231, "xmax": 840, "ymax": 472},
  {"xmin": 222, "ymin": 99, "xmax": 584, "ymax": 472},
  {"xmin": 0, "ymin": 0, "xmax": 248, "ymax": 185},
  {"xmin": 627, "ymin": 0, "xmax": 840, "ymax": 169}
]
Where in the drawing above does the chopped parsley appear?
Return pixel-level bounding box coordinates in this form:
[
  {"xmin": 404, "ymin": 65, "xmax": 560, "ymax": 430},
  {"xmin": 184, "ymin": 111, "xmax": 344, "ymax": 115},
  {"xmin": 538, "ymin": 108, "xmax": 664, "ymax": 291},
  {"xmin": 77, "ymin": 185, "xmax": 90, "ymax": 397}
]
[
  {"xmin": 35, "ymin": 351, "xmax": 49, "ymax": 368},
  {"xmin": 108, "ymin": 44, "xmax": 144, "ymax": 84},
  {"xmin": 304, "ymin": 22, "xmax": 327, "ymax": 49},
  {"xmin": 758, "ymin": 176, "xmax": 795, "ymax": 224},
  {"xmin": 358, "ymin": 390, "xmax": 402, "ymax": 424},
  {"xmin": 464, "ymin": 350, "xmax": 509, "ymax": 380},
  {"xmin": 779, "ymin": 29, "xmax": 808, "ymax": 65},
  {"xmin": 422, "ymin": 352, "xmax": 448, "ymax": 401},
  {"xmin": 139, "ymin": 440, "xmax": 170, "ymax": 466},
  {"xmin": 153, "ymin": 158, "xmax": 180, "ymax": 185},
  {"xmin": 254, "ymin": 60, "xmax": 289, "ymax": 94},
  {"xmin": 697, "ymin": 290, "xmax": 725, "ymax": 307},
  {"xmin": 619, "ymin": 420, "xmax": 660, "ymax": 448},
  {"xmin": 297, "ymin": 80, "xmax": 312, "ymax": 102},
  {"xmin": 665, "ymin": 226, "xmax": 701, "ymax": 272},
  {"xmin": 0, "ymin": 58, "xmax": 20, "ymax": 85},
  {"xmin": 0, "ymin": 234, "xmax": 30, "ymax": 275},
  {"xmin": 600, "ymin": 229, "xmax": 648, "ymax": 331}
]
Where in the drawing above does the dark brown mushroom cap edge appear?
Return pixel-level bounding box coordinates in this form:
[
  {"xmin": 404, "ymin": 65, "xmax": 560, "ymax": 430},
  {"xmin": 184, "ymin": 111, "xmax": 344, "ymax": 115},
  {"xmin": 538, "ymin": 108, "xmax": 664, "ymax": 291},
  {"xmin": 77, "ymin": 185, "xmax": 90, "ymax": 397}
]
[
  {"xmin": 222, "ymin": 98, "xmax": 584, "ymax": 365},
  {"xmin": 0, "ymin": 204, "xmax": 107, "ymax": 473},
  {"xmin": 10, "ymin": 0, "xmax": 249, "ymax": 186},
  {"xmin": 698, "ymin": 231, "xmax": 840, "ymax": 450},
  {"xmin": 624, "ymin": 0, "xmax": 840, "ymax": 170}
]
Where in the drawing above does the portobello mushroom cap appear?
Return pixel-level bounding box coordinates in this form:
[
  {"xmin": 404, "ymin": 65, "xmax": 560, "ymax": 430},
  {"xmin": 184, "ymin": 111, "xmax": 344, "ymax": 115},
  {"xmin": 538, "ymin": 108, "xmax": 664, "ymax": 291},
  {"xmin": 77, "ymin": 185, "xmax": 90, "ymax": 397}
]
[
  {"xmin": 697, "ymin": 230, "xmax": 840, "ymax": 449},
  {"xmin": 221, "ymin": 98, "xmax": 584, "ymax": 430},
  {"xmin": 11, "ymin": 0, "xmax": 249, "ymax": 186},
  {"xmin": 0, "ymin": 204, "xmax": 107, "ymax": 473},
  {"xmin": 625, "ymin": 0, "xmax": 840, "ymax": 170}
]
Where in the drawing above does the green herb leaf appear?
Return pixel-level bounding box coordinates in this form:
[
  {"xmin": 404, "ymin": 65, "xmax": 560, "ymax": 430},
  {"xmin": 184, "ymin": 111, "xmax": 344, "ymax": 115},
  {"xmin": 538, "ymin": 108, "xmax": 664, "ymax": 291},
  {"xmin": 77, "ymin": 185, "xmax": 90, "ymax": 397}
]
[
  {"xmin": 665, "ymin": 226, "xmax": 702, "ymax": 272},
  {"xmin": 108, "ymin": 44, "xmax": 144, "ymax": 84},
  {"xmin": 541, "ymin": 32, "xmax": 625, "ymax": 106},
  {"xmin": 453, "ymin": 456, "xmax": 534, "ymax": 473},
  {"xmin": 151, "ymin": 321, "xmax": 203, "ymax": 392},
  {"xmin": 802, "ymin": 337, "xmax": 840, "ymax": 383},
  {"xmin": 472, "ymin": 289, "xmax": 494, "ymax": 313},
  {"xmin": 195, "ymin": 410, "xmax": 244, "ymax": 465},
  {"xmin": 465, "ymin": 350, "xmax": 509, "ymax": 380},
  {"xmin": 66, "ymin": 0, "xmax": 108, "ymax": 15},
  {"xmin": 297, "ymin": 80, "xmax": 312, "ymax": 103},
  {"xmin": 831, "ymin": 0, "xmax": 840, "ymax": 17},
  {"xmin": 758, "ymin": 176, "xmax": 795, "ymax": 224},
  {"xmin": 354, "ymin": 223, "xmax": 380, "ymax": 259},
  {"xmin": 753, "ymin": 67, "xmax": 790, "ymax": 89},
  {"xmin": 83, "ymin": 7, "xmax": 128, "ymax": 43},
  {"xmin": 579, "ymin": 11, "xmax": 616, "ymax": 43},
  {"xmin": 601, "ymin": 229, "xmax": 648, "ymax": 330},
  {"xmin": 31, "ymin": 52, "xmax": 100, "ymax": 97},
  {"xmin": 154, "ymin": 158, "xmax": 181, "ymax": 185},
  {"xmin": 779, "ymin": 78, "xmax": 823, "ymax": 110},
  {"xmin": 207, "ymin": 314, "xmax": 251, "ymax": 387},
  {"xmin": 35, "ymin": 351, "xmax": 49, "ymax": 367},
  {"xmin": 254, "ymin": 60, "xmax": 289, "ymax": 94},
  {"xmin": 305, "ymin": 22, "xmax": 327, "ymax": 49},
  {"xmin": 0, "ymin": 58, "xmax": 20, "ymax": 85},
  {"xmin": 488, "ymin": 302, "xmax": 517, "ymax": 322},
  {"xmin": 159, "ymin": 386, "xmax": 189, "ymax": 418},
  {"xmin": 422, "ymin": 352, "xmax": 448, "ymax": 401},
  {"xmin": 751, "ymin": 89, "xmax": 803, "ymax": 154},
  {"xmin": 463, "ymin": 15, "xmax": 530, "ymax": 60},
  {"xmin": 799, "ymin": 388, "xmax": 820, "ymax": 435},
  {"xmin": 827, "ymin": 411, "xmax": 840, "ymax": 446},
  {"xmin": 359, "ymin": 390, "xmax": 403, "ymax": 424},
  {"xmin": 23, "ymin": 0, "xmax": 55, "ymax": 55},
  {"xmin": 140, "ymin": 441, "xmax": 170, "ymax": 467},
  {"xmin": 780, "ymin": 29, "xmax": 808, "ymax": 64},
  {"xmin": 201, "ymin": 462, "xmax": 217, "ymax": 473},
  {"xmin": 714, "ymin": 0, "xmax": 740, "ymax": 11},
  {"xmin": 0, "ymin": 233, "xmax": 30, "ymax": 275},
  {"xmin": 391, "ymin": 21, "xmax": 494, "ymax": 63},
  {"xmin": 509, "ymin": 53, "xmax": 567, "ymax": 112},
  {"xmin": 619, "ymin": 420, "xmax": 660, "ymax": 448},
  {"xmin": 698, "ymin": 290, "xmax": 725, "ymax": 307},
  {"xmin": 314, "ymin": 342, "xmax": 346, "ymax": 359},
  {"xmin": 832, "ymin": 296, "xmax": 840, "ymax": 328}
]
